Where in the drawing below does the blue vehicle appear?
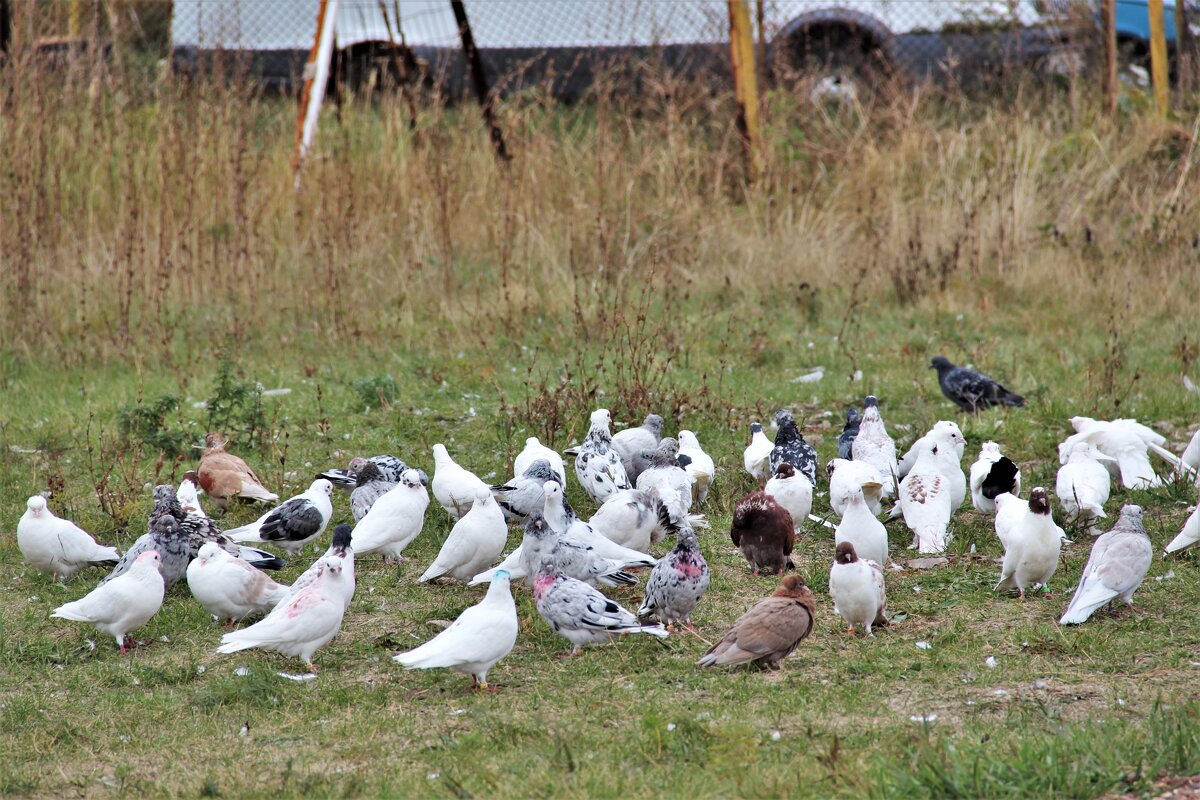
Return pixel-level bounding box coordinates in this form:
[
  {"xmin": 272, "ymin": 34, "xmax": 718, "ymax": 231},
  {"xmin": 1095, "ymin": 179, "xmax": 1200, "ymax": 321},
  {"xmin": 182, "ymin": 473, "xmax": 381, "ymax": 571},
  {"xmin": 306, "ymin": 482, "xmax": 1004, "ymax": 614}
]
[{"xmin": 1113, "ymin": 0, "xmax": 1196, "ymax": 64}]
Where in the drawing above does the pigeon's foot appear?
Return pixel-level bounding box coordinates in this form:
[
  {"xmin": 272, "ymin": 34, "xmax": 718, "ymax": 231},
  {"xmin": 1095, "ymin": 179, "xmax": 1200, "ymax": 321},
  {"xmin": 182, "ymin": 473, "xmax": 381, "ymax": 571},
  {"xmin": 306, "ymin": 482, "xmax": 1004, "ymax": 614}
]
[
  {"xmin": 306, "ymin": 662, "xmax": 318, "ymax": 674},
  {"xmin": 556, "ymin": 649, "xmax": 582, "ymax": 660},
  {"xmin": 847, "ymin": 625, "xmax": 856, "ymax": 635}
]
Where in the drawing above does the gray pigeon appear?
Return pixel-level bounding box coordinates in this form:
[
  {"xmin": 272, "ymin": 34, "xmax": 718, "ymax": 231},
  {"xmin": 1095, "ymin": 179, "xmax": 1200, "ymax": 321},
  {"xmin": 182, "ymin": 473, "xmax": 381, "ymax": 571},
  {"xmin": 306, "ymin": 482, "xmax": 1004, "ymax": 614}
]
[
  {"xmin": 151, "ymin": 485, "xmax": 284, "ymax": 571},
  {"xmin": 491, "ymin": 458, "xmax": 564, "ymax": 524},
  {"xmin": 612, "ymin": 414, "xmax": 664, "ymax": 483},
  {"xmin": 533, "ymin": 562, "xmax": 668, "ymax": 655},
  {"xmin": 837, "ymin": 408, "xmax": 861, "ymax": 460},
  {"xmin": 518, "ymin": 513, "xmax": 636, "ymax": 589},
  {"xmin": 102, "ymin": 515, "xmax": 190, "ymax": 590},
  {"xmin": 637, "ymin": 526, "xmax": 710, "ymax": 628},
  {"xmin": 930, "ymin": 356, "xmax": 1025, "ymax": 413},
  {"xmin": 350, "ymin": 460, "xmax": 396, "ymax": 522},
  {"xmin": 1059, "ymin": 505, "xmax": 1152, "ymax": 625},
  {"xmin": 634, "ymin": 438, "xmax": 692, "ymax": 520}
]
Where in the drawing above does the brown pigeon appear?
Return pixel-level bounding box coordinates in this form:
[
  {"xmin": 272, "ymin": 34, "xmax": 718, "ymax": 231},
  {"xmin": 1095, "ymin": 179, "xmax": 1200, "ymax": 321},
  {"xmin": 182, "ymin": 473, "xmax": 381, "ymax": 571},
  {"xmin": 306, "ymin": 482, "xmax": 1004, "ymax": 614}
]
[
  {"xmin": 730, "ymin": 492, "xmax": 794, "ymax": 576},
  {"xmin": 697, "ymin": 575, "xmax": 816, "ymax": 669},
  {"xmin": 197, "ymin": 433, "xmax": 278, "ymax": 511}
]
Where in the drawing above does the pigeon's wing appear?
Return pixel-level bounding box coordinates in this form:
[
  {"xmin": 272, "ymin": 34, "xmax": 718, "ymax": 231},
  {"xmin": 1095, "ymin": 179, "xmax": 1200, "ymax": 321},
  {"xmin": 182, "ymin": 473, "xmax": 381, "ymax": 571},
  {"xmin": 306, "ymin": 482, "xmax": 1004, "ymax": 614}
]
[
  {"xmin": 100, "ymin": 534, "xmax": 155, "ymax": 584},
  {"xmin": 351, "ymin": 481, "xmax": 394, "ymax": 522},
  {"xmin": 258, "ymin": 498, "xmax": 325, "ymax": 544},
  {"xmin": 1096, "ymin": 534, "xmax": 1152, "ymax": 595},
  {"xmin": 563, "ymin": 584, "xmax": 641, "ymax": 632},
  {"xmin": 703, "ymin": 597, "xmax": 811, "ymax": 665},
  {"xmin": 1165, "ymin": 505, "xmax": 1200, "ymax": 554}
]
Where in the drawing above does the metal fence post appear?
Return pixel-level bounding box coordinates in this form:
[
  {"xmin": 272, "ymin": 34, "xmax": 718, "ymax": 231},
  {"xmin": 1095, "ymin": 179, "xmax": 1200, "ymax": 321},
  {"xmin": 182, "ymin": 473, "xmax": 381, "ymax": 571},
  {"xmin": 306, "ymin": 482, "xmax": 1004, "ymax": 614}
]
[
  {"xmin": 1148, "ymin": 0, "xmax": 1169, "ymax": 116},
  {"xmin": 294, "ymin": 0, "xmax": 340, "ymax": 188},
  {"xmin": 727, "ymin": 0, "xmax": 763, "ymax": 182},
  {"xmin": 451, "ymin": 0, "xmax": 510, "ymax": 162},
  {"xmin": 1176, "ymin": 0, "xmax": 1194, "ymax": 94}
]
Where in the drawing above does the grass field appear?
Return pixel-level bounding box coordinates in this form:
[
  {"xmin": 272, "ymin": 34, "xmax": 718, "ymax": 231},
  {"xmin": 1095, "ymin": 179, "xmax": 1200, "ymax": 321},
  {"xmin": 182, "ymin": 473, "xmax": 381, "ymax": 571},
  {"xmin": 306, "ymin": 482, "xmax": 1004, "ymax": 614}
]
[{"xmin": 3, "ymin": 46, "xmax": 1200, "ymax": 797}]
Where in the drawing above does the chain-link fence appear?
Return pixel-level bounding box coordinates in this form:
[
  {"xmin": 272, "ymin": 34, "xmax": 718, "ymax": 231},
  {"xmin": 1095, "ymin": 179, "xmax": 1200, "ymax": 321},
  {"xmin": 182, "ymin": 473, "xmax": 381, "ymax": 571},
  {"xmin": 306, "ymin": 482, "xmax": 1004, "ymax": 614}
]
[{"xmin": 2, "ymin": 1, "xmax": 1196, "ymax": 101}]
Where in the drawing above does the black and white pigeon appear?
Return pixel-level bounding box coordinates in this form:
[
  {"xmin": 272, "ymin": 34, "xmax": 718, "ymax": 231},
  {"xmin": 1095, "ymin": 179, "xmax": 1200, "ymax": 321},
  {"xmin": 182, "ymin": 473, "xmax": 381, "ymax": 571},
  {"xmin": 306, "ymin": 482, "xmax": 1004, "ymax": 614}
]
[
  {"xmin": 226, "ymin": 479, "xmax": 334, "ymax": 556},
  {"xmin": 102, "ymin": 515, "xmax": 191, "ymax": 590},
  {"xmin": 637, "ymin": 525, "xmax": 710, "ymax": 629},
  {"xmin": 769, "ymin": 410, "xmax": 818, "ymax": 485},
  {"xmin": 573, "ymin": 408, "xmax": 632, "ymax": 504},
  {"xmin": 612, "ymin": 414, "xmax": 665, "ymax": 484},
  {"xmin": 534, "ymin": 561, "xmax": 668, "ymax": 655},
  {"xmin": 930, "ymin": 356, "xmax": 1025, "ymax": 413},
  {"xmin": 837, "ymin": 408, "xmax": 862, "ymax": 460},
  {"xmin": 969, "ymin": 442, "xmax": 1021, "ymax": 514},
  {"xmin": 517, "ymin": 512, "xmax": 639, "ymax": 590},
  {"xmin": 589, "ymin": 489, "xmax": 678, "ymax": 552},
  {"xmin": 491, "ymin": 458, "xmax": 564, "ymax": 525},
  {"xmin": 153, "ymin": 484, "xmax": 284, "ymax": 571},
  {"xmin": 317, "ymin": 454, "xmax": 428, "ymax": 488},
  {"xmin": 350, "ymin": 460, "xmax": 396, "ymax": 522}
]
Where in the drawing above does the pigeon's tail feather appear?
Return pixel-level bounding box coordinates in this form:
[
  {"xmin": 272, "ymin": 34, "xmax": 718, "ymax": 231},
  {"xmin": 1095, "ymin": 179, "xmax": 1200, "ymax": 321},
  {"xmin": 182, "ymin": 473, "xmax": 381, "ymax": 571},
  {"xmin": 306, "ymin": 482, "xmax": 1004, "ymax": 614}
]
[
  {"xmin": 418, "ymin": 563, "xmax": 447, "ymax": 583},
  {"xmin": 225, "ymin": 525, "xmax": 260, "ymax": 543},
  {"xmin": 1059, "ymin": 585, "xmax": 1116, "ymax": 625},
  {"xmin": 216, "ymin": 629, "xmax": 266, "ymax": 653},
  {"xmin": 562, "ymin": 447, "xmax": 581, "ymax": 457},
  {"xmin": 237, "ymin": 546, "xmax": 285, "ymax": 571},
  {"xmin": 50, "ymin": 602, "xmax": 94, "ymax": 623},
  {"xmin": 599, "ymin": 570, "xmax": 638, "ymax": 587},
  {"xmin": 1164, "ymin": 515, "xmax": 1200, "ymax": 554},
  {"xmin": 915, "ymin": 525, "xmax": 949, "ymax": 554},
  {"xmin": 490, "ymin": 483, "xmax": 517, "ymax": 493},
  {"xmin": 317, "ymin": 469, "xmax": 356, "ymax": 488},
  {"xmin": 656, "ymin": 502, "xmax": 679, "ymax": 535},
  {"xmin": 1081, "ymin": 501, "xmax": 1106, "ymax": 520},
  {"xmin": 997, "ymin": 388, "xmax": 1025, "ymax": 408},
  {"xmin": 615, "ymin": 623, "xmax": 669, "ymax": 639},
  {"xmin": 238, "ymin": 482, "xmax": 279, "ymax": 504},
  {"xmin": 687, "ymin": 514, "xmax": 710, "ymax": 530},
  {"xmin": 89, "ymin": 546, "xmax": 121, "ymax": 567}
]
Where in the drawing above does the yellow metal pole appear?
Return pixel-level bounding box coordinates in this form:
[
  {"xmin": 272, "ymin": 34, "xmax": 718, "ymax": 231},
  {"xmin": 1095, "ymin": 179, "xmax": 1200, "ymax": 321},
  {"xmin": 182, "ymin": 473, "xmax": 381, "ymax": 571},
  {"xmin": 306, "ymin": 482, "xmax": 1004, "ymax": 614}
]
[
  {"xmin": 68, "ymin": 0, "xmax": 81, "ymax": 38},
  {"xmin": 727, "ymin": 0, "xmax": 763, "ymax": 181},
  {"xmin": 1148, "ymin": 0, "xmax": 1169, "ymax": 117}
]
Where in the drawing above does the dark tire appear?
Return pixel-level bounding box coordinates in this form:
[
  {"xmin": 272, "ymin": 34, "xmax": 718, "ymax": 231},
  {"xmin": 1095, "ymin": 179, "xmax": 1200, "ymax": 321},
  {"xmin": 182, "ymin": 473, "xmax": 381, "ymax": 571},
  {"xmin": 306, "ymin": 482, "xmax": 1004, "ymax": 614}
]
[
  {"xmin": 336, "ymin": 42, "xmax": 421, "ymax": 98},
  {"xmin": 773, "ymin": 24, "xmax": 896, "ymax": 106}
]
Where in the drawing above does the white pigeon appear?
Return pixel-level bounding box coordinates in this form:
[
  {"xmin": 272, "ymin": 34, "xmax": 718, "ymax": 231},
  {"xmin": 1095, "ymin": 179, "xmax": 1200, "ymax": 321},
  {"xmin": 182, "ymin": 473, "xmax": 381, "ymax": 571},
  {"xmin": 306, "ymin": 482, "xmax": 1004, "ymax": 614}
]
[
  {"xmin": 176, "ymin": 471, "xmax": 207, "ymax": 517},
  {"xmin": 1179, "ymin": 428, "xmax": 1200, "ymax": 485},
  {"xmin": 993, "ymin": 492, "xmax": 1025, "ymax": 548},
  {"xmin": 394, "ymin": 568, "xmax": 519, "ymax": 690},
  {"xmin": 743, "ymin": 422, "xmax": 773, "ymax": 484},
  {"xmin": 186, "ymin": 542, "xmax": 288, "ymax": 623},
  {"xmin": 1058, "ymin": 417, "xmax": 1163, "ymax": 489},
  {"xmin": 51, "ymin": 550, "xmax": 164, "ymax": 653},
  {"xmin": 764, "ymin": 462, "xmax": 813, "ymax": 535},
  {"xmin": 431, "ymin": 443, "xmax": 489, "ymax": 520},
  {"xmin": 1163, "ymin": 494, "xmax": 1200, "ymax": 555},
  {"xmin": 1056, "ymin": 443, "xmax": 1113, "ymax": 530},
  {"xmin": 419, "ymin": 488, "xmax": 508, "ymax": 583},
  {"xmin": 851, "ymin": 396, "xmax": 898, "ymax": 497},
  {"xmin": 513, "ymin": 436, "xmax": 567, "ymax": 487},
  {"xmin": 573, "ymin": 409, "xmax": 632, "ymax": 504},
  {"xmin": 225, "ymin": 479, "xmax": 334, "ymax": 555},
  {"xmin": 612, "ymin": 414, "xmax": 664, "ymax": 484},
  {"xmin": 1059, "ymin": 505, "xmax": 1152, "ymax": 625},
  {"xmin": 898, "ymin": 443, "xmax": 952, "ymax": 553},
  {"xmin": 826, "ymin": 459, "xmax": 884, "ymax": 517},
  {"xmin": 283, "ymin": 524, "xmax": 355, "ymax": 611},
  {"xmin": 969, "ymin": 441, "xmax": 1022, "ymax": 514},
  {"xmin": 542, "ymin": 482, "xmax": 657, "ymax": 568},
  {"xmin": 634, "ymin": 438, "xmax": 692, "ymax": 521},
  {"xmin": 995, "ymin": 488, "xmax": 1063, "ymax": 598},
  {"xmin": 834, "ymin": 486, "xmax": 888, "ymax": 568},
  {"xmin": 533, "ymin": 562, "xmax": 668, "ymax": 654},
  {"xmin": 930, "ymin": 427, "xmax": 968, "ymax": 511},
  {"xmin": 898, "ymin": 421, "xmax": 966, "ymax": 478},
  {"xmin": 589, "ymin": 488, "xmax": 676, "ymax": 552},
  {"xmin": 829, "ymin": 542, "xmax": 887, "ymax": 636},
  {"xmin": 677, "ymin": 430, "xmax": 715, "ymax": 505},
  {"xmin": 218, "ymin": 553, "xmax": 352, "ymax": 671},
  {"xmin": 349, "ymin": 469, "xmax": 429, "ymax": 562},
  {"xmin": 17, "ymin": 495, "xmax": 120, "ymax": 580}
]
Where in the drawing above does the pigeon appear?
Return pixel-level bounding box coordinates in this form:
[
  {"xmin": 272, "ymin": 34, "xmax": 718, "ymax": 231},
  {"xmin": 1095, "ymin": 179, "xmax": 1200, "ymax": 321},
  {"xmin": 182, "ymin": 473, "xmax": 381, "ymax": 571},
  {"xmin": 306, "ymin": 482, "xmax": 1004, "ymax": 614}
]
[
  {"xmin": 730, "ymin": 492, "xmax": 795, "ymax": 576},
  {"xmin": 589, "ymin": 489, "xmax": 678, "ymax": 552},
  {"xmin": 837, "ymin": 408, "xmax": 862, "ymax": 460},
  {"xmin": 826, "ymin": 459, "xmax": 884, "ymax": 517},
  {"xmin": 225, "ymin": 479, "xmax": 334, "ymax": 556},
  {"xmin": 542, "ymin": 482, "xmax": 657, "ymax": 567},
  {"xmin": 394, "ymin": 569, "xmax": 519, "ymax": 690},
  {"xmin": 829, "ymin": 542, "xmax": 886, "ymax": 636},
  {"xmin": 898, "ymin": 421, "xmax": 966, "ymax": 479},
  {"xmin": 970, "ymin": 442, "xmax": 1021, "ymax": 514},
  {"xmin": 284, "ymin": 523, "xmax": 356, "ymax": 611},
  {"xmin": 993, "ymin": 492, "xmax": 1025, "ymax": 548},
  {"xmin": 512, "ymin": 437, "xmax": 567, "ymax": 487},
  {"xmin": 196, "ymin": 432, "xmax": 279, "ymax": 510},
  {"xmin": 898, "ymin": 443, "xmax": 952, "ymax": 554},
  {"xmin": 635, "ymin": 438, "xmax": 692, "ymax": 520},
  {"xmin": 1059, "ymin": 417, "xmax": 1163, "ymax": 489},
  {"xmin": 995, "ymin": 488, "xmax": 1063, "ymax": 598},
  {"xmin": 929, "ymin": 427, "xmax": 968, "ymax": 511},
  {"xmin": 764, "ymin": 463, "xmax": 813, "ymax": 535},
  {"xmin": 637, "ymin": 525, "xmax": 710, "ymax": 629},
  {"xmin": 697, "ymin": 574, "xmax": 815, "ymax": 669},
  {"xmin": 349, "ymin": 469, "xmax": 429, "ymax": 562},
  {"xmin": 743, "ymin": 422, "xmax": 773, "ymax": 484},
  {"xmin": 1059, "ymin": 505, "xmax": 1152, "ymax": 625},
  {"xmin": 769, "ymin": 410, "xmax": 818, "ymax": 485},
  {"xmin": 491, "ymin": 458, "xmax": 563, "ymax": 525},
  {"xmin": 612, "ymin": 413, "xmax": 665, "ymax": 484},
  {"xmin": 419, "ymin": 488, "xmax": 508, "ymax": 583},
  {"xmin": 150, "ymin": 484, "xmax": 284, "ymax": 571},
  {"xmin": 533, "ymin": 561, "xmax": 668, "ymax": 655},
  {"xmin": 517, "ymin": 512, "xmax": 635, "ymax": 589},
  {"xmin": 1164, "ymin": 497, "xmax": 1200, "ymax": 555},
  {"xmin": 176, "ymin": 471, "xmax": 207, "ymax": 516},
  {"xmin": 348, "ymin": 459, "xmax": 397, "ymax": 522},
  {"xmin": 834, "ymin": 486, "xmax": 888, "ymax": 568},
  {"xmin": 677, "ymin": 430, "xmax": 715, "ymax": 505},
  {"xmin": 51, "ymin": 550, "xmax": 165, "ymax": 653},
  {"xmin": 1179, "ymin": 428, "xmax": 1200, "ymax": 485},
  {"xmin": 431, "ymin": 443, "xmax": 489, "ymax": 520},
  {"xmin": 218, "ymin": 553, "xmax": 352, "ymax": 671},
  {"xmin": 573, "ymin": 409, "xmax": 632, "ymax": 504},
  {"xmin": 1056, "ymin": 443, "xmax": 1113, "ymax": 530},
  {"xmin": 851, "ymin": 397, "xmax": 897, "ymax": 496},
  {"xmin": 930, "ymin": 355, "xmax": 1025, "ymax": 413},
  {"xmin": 17, "ymin": 495, "xmax": 120, "ymax": 580},
  {"xmin": 102, "ymin": 515, "xmax": 191, "ymax": 590},
  {"xmin": 186, "ymin": 542, "xmax": 289, "ymax": 623},
  {"xmin": 318, "ymin": 454, "xmax": 427, "ymax": 488}
]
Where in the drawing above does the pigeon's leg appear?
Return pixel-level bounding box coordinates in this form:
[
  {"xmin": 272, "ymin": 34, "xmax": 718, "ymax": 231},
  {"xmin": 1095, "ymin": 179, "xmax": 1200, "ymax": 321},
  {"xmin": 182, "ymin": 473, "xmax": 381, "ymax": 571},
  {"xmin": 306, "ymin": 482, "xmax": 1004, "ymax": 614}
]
[
  {"xmin": 306, "ymin": 662, "xmax": 318, "ymax": 674},
  {"xmin": 1018, "ymin": 589, "xmax": 1025, "ymax": 600},
  {"xmin": 752, "ymin": 567, "xmax": 759, "ymax": 577},
  {"xmin": 556, "ymin": 647, "xmax": 583, "ymax": 660},
  {"xmin": 847, "ymin": 625, "xmax": 856, "ymax": 635}
]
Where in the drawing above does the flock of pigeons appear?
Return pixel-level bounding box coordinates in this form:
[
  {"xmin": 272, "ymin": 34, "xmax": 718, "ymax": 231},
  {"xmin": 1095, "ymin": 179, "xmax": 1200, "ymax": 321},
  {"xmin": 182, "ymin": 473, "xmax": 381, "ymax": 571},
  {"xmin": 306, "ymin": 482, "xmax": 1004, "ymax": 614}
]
[{"xmin": 14, "ymin": 356, "xmax": 1200, "ymax": 686}]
